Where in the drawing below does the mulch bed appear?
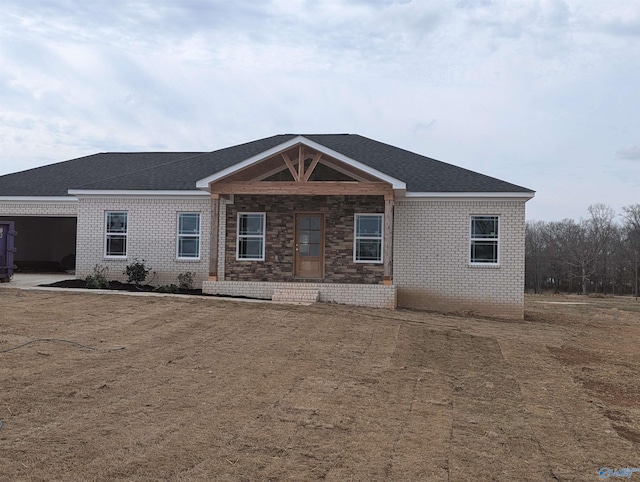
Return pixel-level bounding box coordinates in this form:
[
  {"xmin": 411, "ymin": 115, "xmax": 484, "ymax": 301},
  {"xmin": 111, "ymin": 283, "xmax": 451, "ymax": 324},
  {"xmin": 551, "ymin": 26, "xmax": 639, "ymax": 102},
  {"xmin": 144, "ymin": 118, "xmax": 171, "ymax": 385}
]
[{"xmin": 40, "ymin": 279, "xmax": 203, "ymax": 295}]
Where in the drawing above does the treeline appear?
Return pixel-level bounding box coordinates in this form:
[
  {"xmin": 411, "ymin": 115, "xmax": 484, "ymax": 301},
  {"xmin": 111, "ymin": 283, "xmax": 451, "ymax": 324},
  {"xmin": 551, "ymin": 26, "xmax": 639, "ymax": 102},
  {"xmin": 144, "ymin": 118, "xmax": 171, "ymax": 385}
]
[{"xmin": 525, "ymin": 203, "xmax": 640, "ymax": 296}]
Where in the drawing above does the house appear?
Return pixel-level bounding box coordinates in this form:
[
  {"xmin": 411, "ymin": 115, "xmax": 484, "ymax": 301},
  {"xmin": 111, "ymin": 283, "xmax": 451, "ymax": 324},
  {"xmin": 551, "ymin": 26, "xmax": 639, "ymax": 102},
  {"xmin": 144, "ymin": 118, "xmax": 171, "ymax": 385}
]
[{"xmin": 0, "ymin": 134, "xmax": 534, "ymax": 318}]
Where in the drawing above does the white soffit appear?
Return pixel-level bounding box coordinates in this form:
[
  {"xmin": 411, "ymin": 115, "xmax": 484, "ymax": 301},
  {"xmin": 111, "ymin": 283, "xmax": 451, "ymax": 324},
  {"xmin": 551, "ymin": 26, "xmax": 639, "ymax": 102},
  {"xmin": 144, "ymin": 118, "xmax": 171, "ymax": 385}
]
[{"xmin": 195, "ymin": 136, "xmax": 407, "ymax": 190}]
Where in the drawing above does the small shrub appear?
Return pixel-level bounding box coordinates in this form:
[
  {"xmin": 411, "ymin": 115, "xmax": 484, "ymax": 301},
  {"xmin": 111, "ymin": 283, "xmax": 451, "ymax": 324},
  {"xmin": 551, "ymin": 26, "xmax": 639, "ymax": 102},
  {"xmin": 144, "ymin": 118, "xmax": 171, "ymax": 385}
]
[
  {"xmin": 124, "ymin": 259, "xmax": 150, "ymax": 286},
  {"xmin": 153, "ymin": 284, "xmax": 179, "ymax": 293},
  {"xmin": 588, "ymin": 292, "xmax": 606, "ymax": 298},
  {"xmin": 85, "ymin": 264, "xmax": 109, "ymax": 289},
  {"xmin": 177, "ymin": 271, "xmax": 195, "ymax": 291}
]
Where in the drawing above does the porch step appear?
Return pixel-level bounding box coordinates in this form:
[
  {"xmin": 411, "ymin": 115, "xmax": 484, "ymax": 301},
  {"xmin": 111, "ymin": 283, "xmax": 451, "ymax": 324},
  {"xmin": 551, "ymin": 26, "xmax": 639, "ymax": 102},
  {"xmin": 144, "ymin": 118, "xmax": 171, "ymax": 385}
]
[{"xmin": 272, "ymin": 288, "xmax": 320, "ymax": 304}]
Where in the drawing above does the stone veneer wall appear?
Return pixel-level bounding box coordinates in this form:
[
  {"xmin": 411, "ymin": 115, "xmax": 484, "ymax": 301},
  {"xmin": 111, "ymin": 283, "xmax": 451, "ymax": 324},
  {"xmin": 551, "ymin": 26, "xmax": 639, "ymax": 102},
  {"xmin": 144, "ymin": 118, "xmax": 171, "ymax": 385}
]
[
  {"xmin": 75, "ymin": 196, "xmax": 211, "ymax": 287},
  {"xmin": 224, "ymin": 195, "xmax": 385, "ymax": 283},
  {"xmin": 393, "ymin": 199, "xmax": 527, "ymax": 319}
]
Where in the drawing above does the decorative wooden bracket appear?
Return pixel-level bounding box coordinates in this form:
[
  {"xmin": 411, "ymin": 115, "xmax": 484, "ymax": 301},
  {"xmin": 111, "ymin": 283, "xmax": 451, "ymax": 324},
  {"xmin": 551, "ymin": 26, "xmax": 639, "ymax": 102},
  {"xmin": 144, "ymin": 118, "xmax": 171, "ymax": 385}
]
[{"xmin": 281, "ymin": 147, "xmax": 323, "ymax": 183}]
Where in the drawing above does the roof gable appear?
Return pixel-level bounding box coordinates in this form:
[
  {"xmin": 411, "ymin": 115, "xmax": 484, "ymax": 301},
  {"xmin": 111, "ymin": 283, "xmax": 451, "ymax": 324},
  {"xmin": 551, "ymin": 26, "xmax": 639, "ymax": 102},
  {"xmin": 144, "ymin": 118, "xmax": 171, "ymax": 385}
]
[{"xmin": 194, "ymin": 136, "xmax": 406, "ymax": 190}]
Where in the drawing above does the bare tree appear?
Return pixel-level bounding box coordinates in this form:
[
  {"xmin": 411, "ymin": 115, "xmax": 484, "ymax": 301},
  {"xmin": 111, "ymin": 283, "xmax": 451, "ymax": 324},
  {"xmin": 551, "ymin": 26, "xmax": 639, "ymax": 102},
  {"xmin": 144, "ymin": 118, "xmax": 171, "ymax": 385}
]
[
  {"xmin": 525, "ymin": 220, "xmax": 547, "ymax": 293},
  {"xmin": 587, "ymin": 203, "xmax": 616, "ymax": 293},
  {"xmin": 524, "ymin": 204, "xmax": 640, "ymax": 298},
  {"xmin": 621, "ymin": 205, "xmax": 640, "ymax": 299},
  {"xmin": 557, "ymin": 218, "xmax": 600, "ymax": 295}
]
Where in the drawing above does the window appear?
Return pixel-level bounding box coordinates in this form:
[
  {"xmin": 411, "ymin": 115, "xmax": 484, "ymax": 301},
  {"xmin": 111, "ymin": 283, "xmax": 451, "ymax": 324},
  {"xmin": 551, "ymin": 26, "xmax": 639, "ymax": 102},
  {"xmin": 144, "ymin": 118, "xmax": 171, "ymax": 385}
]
[
  {"xmin": 470, "ymin": 215, "xmax": 499, "ymax": 264},
  {"xmin": 237, "ymin": 213, "xmax": 265, "ymax": 260},
  {"xmin": 177, "ymin": 213, "xmax": 201, "ymax": 259},
  {"xmin": 354, "ymin": 214, "xmax": 383, "ymax": 263},
  {"xmin": 105, "ymin": 211, "xmax": 128, "ymax": 258}
]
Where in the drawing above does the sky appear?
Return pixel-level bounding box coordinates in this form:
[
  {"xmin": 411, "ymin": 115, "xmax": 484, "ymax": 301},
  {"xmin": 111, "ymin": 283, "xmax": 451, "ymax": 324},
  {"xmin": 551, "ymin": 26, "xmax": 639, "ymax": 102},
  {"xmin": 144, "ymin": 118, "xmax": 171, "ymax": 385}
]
[{"xmin": 1, "ymin": 0, "xmax": 639, "ymax": 221}]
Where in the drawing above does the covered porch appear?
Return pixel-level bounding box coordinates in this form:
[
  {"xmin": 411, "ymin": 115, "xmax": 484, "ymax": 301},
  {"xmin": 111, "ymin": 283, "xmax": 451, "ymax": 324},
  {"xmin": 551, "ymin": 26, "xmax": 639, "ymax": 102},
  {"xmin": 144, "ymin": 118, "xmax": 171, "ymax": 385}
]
[{"xmin": 200, "ymin": 139, "xmax": 400, "ymax": 308}]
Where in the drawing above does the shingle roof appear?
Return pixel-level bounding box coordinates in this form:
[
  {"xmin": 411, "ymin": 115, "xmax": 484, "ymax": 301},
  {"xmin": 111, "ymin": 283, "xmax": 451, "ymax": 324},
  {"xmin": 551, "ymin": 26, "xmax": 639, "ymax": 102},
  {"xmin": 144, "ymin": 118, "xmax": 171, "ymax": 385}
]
[
  {"xmin": 0, "ymin": 134, "xmax": 533, "ymax": 196},
  {"xmin": 0, "ymin": 152, "xmax": 205, "ymax": 196}
]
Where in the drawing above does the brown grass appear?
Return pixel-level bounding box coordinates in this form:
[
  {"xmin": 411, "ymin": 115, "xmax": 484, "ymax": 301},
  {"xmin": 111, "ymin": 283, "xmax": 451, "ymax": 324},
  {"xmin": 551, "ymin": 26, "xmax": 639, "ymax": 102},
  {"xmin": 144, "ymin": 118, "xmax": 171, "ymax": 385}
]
[{"xmin": 1, "ymin": 289, "xmax": 639, "ymax": 481}]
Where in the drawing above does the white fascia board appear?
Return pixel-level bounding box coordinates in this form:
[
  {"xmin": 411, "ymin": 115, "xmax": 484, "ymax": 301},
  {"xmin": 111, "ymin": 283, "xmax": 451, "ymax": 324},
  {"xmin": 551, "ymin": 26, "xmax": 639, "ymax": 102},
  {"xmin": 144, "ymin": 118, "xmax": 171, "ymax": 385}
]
[
  {"xmin": 403, "ymin": 191, "xmax": 535, "ymax": 200},
  {"xmin": 195, "ymin": 135, "xmax": 407, "ymax": 190},
  {"xmin": 68, "ymin": 189, "xmax": 210, "ymax": 198},
  {"xmin": 0, "ymin": 196, "xmax": 78, "ymax": 203}
]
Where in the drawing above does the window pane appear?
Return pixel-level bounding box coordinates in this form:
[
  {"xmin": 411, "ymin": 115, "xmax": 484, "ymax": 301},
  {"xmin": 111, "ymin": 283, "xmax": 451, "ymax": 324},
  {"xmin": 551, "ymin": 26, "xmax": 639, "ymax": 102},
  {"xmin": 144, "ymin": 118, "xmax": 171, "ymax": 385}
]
[
  {"xmin": 356, "ymin": 239, "xmax": 381, "ymax": 261},
  {"xmin": 107, "ymin": 212, "xmax": 127, "ymax": 233},
  {"xmin": 309, "ymin": 216, "xmax": 321, "ymax": 230},
  {"xmin": 309, "ymin": 230, "xmax": 320, "ymax": 243},
  {"xmin": 299, "ymin": 217, "xmax": 310, "ymax": 230},
  {"xmin": 357, "ymin": 216, "xmax": 382, "ymax": 236},
  {"xmin": 300, "ymin": 230, "xmax": 309, "ymax": 244},
  {"xmin": 179, "ymin": 238, "xmax": 199, "ymax": 258},
  {"xmin": 106, "ymin": 236, "xmax": 126, "ymax": 256},
  {"xmin": 471, "ymin": 241, "xmax": 498, "ymax": 263},
  {"xmin": 179, "ymin": 214, "xmax": 200, "ymax": 235},
  {"xmin": 239, "ymin": 214, "xmax": 264, "ymax": 236},
  {"xmin": 309, "ymin": 244, "xmax": 320, "ymax": 256},
  {"xmin": 472, "ymin": 216, "xmax": 498, "ymax": 238},
  {"xmin": 239, "ymin": 238, "xmax": 263, "ymax": 259},
  {"xmin": 299, "ymin": 244, "xmax": 309, "ymax": 256}
]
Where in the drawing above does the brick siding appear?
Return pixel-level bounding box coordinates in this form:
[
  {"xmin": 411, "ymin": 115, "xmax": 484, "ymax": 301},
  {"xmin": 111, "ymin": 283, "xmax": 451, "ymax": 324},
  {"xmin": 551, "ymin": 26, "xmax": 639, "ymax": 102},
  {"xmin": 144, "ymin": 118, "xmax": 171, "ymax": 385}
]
[
  {"xmin": 203, "ymin": 280, "xmax": 397, "ymax": 309},
  {"xmin": 393, "ymin": 199, "xmax": 527, "ymax": 319},
  {"xmin": 0, "ymin": 200, "xmax": 78, "ymax": 217},
  {"xmin": 75, "ymin": 196, "xmax": 211, "ymax": 287},
  {"xmin": 3, "ymin": 195, "xmax": 528, "ymax": 318}
]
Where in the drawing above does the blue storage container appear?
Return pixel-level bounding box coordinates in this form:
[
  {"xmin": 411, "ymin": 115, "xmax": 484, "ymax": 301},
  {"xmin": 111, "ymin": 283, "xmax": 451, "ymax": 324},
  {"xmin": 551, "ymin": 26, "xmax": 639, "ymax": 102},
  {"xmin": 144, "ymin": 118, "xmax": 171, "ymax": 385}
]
[{"xmin": 0, "ymin": 221, "xmax": 17, "ymax": 281}]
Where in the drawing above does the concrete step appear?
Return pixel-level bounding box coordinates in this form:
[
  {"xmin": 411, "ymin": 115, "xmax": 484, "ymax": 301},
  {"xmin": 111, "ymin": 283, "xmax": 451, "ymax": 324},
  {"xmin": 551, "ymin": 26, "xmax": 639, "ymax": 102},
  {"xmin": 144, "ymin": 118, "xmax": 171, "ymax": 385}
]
[{"xmin": 272, "ymin": 288, "xmax": 320, "ymax": 303}]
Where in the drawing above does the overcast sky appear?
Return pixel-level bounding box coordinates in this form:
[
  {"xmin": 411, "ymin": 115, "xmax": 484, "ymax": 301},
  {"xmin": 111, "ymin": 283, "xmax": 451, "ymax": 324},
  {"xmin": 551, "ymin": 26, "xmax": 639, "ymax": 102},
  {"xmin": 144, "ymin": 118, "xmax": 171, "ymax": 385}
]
[{"xmin": 1, "ymin": 0, "xmax": 639, "ymax": 221}]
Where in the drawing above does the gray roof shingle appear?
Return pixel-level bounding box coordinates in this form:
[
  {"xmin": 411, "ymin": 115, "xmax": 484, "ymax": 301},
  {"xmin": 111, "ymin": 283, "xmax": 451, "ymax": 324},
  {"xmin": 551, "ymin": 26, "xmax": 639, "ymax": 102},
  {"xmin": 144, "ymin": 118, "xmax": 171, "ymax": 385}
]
[{"xmin": 0, "ymin": 134, "xmax": 533, "ymax": 196}]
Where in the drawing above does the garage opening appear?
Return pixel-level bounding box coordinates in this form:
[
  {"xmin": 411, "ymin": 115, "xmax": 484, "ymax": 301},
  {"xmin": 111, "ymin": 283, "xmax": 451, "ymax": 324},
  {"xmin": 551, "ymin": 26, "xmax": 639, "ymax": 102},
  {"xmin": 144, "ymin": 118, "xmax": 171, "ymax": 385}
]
[{"xmin": 1, "ymin": 216, "xmax": 77, "ymax": 273}]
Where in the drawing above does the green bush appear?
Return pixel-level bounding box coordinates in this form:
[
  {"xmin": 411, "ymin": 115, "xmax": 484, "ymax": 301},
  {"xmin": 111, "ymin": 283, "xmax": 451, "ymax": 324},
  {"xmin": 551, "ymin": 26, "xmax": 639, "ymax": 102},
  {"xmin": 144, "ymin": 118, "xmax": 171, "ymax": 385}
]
[
  {"xmin": 153, "ymin": 284, "xmax": 179, "ymax": 293},
  {"xmin": 124, "ymin": 259, "xmax": 150, "ymax": 286},
  {"xmin": 85, "ymin": 264, "xmax": 109, "ymax": 289},
  {"xmin": 177, "ymin": 271, "xmax": 195, "ymax": 291}
]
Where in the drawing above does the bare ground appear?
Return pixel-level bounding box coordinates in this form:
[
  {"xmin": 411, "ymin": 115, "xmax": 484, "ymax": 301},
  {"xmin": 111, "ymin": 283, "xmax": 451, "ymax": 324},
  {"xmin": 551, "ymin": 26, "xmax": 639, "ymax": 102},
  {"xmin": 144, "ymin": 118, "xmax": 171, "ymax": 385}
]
[{"xmin": 0, "ymin": 289, "xmax": 639, "ymax": 481}]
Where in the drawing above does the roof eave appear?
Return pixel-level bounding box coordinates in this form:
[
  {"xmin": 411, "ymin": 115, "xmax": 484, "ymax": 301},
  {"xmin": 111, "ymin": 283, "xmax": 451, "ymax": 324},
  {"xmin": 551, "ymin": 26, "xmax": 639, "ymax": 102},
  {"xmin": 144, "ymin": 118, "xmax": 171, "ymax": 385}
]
[
  {"xmin": 403, "ymin": 191, "xmax": 535, "ymax": 200},
  {"xmin": 0, "ymin": 196, "xmax": 78, "ymax": 203},
  {"xmin": 67, "ymin": 189, "xmax": 210, "ymax": 197}
]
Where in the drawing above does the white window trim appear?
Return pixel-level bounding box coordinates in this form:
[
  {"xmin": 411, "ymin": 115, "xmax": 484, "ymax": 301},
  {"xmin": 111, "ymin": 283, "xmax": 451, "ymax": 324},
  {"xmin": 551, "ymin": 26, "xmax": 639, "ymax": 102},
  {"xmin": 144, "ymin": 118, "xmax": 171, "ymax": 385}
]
[
  {"xmin": 177, "ymin": 212, "xmax": 201, "ymax": 260},
  {"xmin": 469, "ymin": 215, "xmax": 500, "ymax": 266},
  {"xmin": 104, "ymin": 211, "xmax": 128, "ymax": 259},
  {"xmin": 236, "ymin": 212, "xmax": 266, "ymax": 261},
  {"xmin": 353, "ymin": 213, "xmax": 384, "ymax": 264}
]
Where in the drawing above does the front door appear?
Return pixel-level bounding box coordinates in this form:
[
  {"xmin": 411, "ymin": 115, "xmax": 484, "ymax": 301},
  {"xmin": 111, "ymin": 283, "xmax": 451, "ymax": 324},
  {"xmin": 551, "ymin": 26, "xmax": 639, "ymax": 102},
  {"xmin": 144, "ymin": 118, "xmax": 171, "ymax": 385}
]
[{"xmin": 295, "ymin": 214, "xmax": 324, "ymax": 278}]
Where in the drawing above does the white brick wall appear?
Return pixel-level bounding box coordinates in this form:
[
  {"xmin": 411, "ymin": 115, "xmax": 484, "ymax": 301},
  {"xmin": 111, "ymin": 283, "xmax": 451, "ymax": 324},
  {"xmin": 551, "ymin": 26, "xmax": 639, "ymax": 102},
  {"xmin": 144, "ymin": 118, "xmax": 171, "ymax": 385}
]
[
  {"xmin": 3, "ymin": 195, "xmax": 527, "ymax": 318},
  {"xmin": 76, "ymin": 196, "xmax": 211, "ymax": 287},
  {"xmin": 203, "ymin": 281, "xmax": 397, "ymax": 309},
  {"xmin": 393, "ymin": 199, "xmax": 527, "ymax": 319},
  {"xmin": 0, "ymin": 200, "xmax": 78, "ymax": 217}
]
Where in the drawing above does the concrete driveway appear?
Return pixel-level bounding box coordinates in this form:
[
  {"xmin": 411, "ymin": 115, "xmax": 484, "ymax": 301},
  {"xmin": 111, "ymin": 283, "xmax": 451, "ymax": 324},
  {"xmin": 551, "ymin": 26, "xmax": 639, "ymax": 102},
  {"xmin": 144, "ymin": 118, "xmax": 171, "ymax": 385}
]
[{"xmin": 0, "ymin": 273, "xmax": 75, "ymax": 289}]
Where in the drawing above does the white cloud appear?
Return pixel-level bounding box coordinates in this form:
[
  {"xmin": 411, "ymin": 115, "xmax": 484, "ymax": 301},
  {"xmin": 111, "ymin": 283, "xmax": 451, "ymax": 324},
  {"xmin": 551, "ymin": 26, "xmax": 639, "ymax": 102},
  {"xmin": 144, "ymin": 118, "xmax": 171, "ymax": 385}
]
[
  {"xmin": 616, "ymin": 144, "xmax": 640, "ymax": 161},
  {"xmin": 1, "ymin": 0, "xmax": 639, "ymax": 221}
]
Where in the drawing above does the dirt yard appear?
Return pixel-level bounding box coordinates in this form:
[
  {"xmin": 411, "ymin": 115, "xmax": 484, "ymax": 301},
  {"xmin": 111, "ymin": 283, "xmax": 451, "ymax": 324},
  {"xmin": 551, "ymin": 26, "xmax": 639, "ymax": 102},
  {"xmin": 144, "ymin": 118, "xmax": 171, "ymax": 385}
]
[{"xmin": 0, "ymin": 289, "xmax": 639, "ymax": 481}]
